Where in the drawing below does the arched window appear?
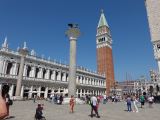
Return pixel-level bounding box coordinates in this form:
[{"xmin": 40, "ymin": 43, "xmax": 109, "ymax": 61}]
[
  {"xmin": 27, "ymin": 66, "xmax": 31, "ymax": 77},
  {"xmin": 35, "ymin": 68, "xmax": 39, "ymax": 78},
  {"xmin": 66, "ymin": 73, "xmax": 68, "ymax": 81},
  {"xmin": 6, "ymin": 62, "xmax": 12, "ymax": 74},
  {"xmin": 55, "ymin": 71, "xmax": 58, "ymax": 80},
  {"xmin": 49, "ymin": 71, "xmax": 52, "ymax": 80},
  {"xmin": 43, "ymin": 69, "xmax": 46, "ymax": 79}
]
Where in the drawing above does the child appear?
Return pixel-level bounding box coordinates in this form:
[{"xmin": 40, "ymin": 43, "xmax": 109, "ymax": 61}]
[{"xmin": 69, "ymin": 95, "xmax": 75, "ymax": 113}]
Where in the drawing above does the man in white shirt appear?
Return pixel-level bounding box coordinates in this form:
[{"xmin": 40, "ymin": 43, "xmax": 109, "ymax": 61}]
[{"xmin": 90, "ymin": 95, "xmax": 100, "ymax": 118}]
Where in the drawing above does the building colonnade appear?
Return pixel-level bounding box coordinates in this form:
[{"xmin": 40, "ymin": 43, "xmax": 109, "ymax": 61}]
[{"xmin": 0, "ymin": 48, "xmax": 106, "ymax": 98}]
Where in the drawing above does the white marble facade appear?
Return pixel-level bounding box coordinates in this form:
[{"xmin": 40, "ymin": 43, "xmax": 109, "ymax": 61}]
[
  {"xmin": 0, "ymin": 40, "xmax": 106, "ymax": 99},
  {"xmin": 145, "ymin": 0, "xmax": 160, "ymax": 74}
]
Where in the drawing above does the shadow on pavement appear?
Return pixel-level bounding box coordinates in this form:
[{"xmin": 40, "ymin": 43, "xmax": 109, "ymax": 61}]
[{"xmin": 4, "ymin": 116, "xmax": 15, "ymax": 119}]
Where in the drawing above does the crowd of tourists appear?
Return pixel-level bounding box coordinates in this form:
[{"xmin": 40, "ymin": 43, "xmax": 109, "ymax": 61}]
[
  {"xmin": 0, "ymin": 85, "xmax": 158, "ymax": 120},
  {"xmin": 48, "ymin": 94, "xmax": 64, "ymax": 105},
  {"xmin": 125, "ymin": 94, "xmax": 155, "ymax": 113}
]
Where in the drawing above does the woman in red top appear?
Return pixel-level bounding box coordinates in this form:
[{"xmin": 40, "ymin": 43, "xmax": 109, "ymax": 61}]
[{"xmin": 69, "ymin": 95, "xmax": 75, "ymax": 113}]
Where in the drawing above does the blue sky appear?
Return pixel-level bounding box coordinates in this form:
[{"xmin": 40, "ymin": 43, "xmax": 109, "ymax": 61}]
[{"xmin": 0, "ymin": 0, "xmax": 157, "ymax": 81}]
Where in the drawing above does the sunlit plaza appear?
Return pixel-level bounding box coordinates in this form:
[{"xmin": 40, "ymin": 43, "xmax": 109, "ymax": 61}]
[
  {"xmin": 8, "ymin": 100, "xmax": 160, "ymax": 120},
  {"xmin": 1, "ymin": 0, "xmax": 160, "ymax": 120}
]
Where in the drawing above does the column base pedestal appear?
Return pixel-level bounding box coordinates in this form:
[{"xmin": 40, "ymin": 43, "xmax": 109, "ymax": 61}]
[{"xmin": 62, "ymin": 97, "xmax": 85, "ymax": 104}]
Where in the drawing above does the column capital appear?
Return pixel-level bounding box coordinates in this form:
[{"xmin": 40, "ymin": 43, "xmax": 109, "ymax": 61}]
[
  {"xmin": 66, "ymin": 24, "xmax": 80, "ymax": 40},
  {"xmin": 18, "ymin": 48, "xmax": 29, "ymax": 57}
]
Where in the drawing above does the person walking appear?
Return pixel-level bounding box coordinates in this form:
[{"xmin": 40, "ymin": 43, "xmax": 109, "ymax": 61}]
[
  {"xmin": 35, "ymin": 104, "xmax": 45, "ymax": 120},
  {"xmin": 90, "ymin": 95, "xmax": 100, "ymax": 118},
  {"xmin": 59, "ymin": 94, "xmax": 63, "ymax": 105},
  {"xmin": 69, "ymin": 95, "xmax": 75, "ymax": 113},
  {"xmin": 133, "ymin": 95, "xmax": 139, "ymax": 112},
  {"xmin": 103, "ymin": 94, "xmax": 107, "ymax": 104},
  {"xmin": 126, "ymin": 95, "xmax": 132, "ymax": 112}
]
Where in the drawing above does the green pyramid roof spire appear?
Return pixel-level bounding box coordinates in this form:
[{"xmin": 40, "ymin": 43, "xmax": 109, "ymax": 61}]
[{"xmin": 98, "ymin": 9, "xmax": 109, "ymax": 28}]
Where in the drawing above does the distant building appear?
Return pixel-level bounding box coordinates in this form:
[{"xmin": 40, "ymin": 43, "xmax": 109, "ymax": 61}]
[
  {"xmin": 145, "ymin": 0, "xmax": 160, "ymax": 74},
  {"xmin": 116, "ymin": 81, "xmax": 135, "ymax": 95},
  {"xmin": 145, "ymin": 0, "xmax": 160, "ymax": 96}
]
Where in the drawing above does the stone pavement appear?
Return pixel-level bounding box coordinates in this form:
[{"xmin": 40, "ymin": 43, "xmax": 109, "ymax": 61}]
[{"xmin": 8, "ymin": 100, "xmax": 160, "ymax": 120}]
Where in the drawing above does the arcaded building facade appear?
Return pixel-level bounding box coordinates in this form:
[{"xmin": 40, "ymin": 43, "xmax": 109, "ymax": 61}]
[
  {"xmin": 145, "ymin": 0, "xmax": 160, "ymax": 85},
  {"xmin": 0, "ymin": 39, "xmax": 106, "ymax": 99}
]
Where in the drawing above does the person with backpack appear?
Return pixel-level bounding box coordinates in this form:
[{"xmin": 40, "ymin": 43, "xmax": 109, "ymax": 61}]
[{"xmin": 140, "ymin": 94, "xmax": 145, "ymax": 108}]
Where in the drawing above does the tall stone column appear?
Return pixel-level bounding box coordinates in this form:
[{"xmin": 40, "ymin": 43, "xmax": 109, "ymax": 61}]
[
  {"xmin": 13, "ymin": 63, "xmax": 17, "ymax": 75},
  {"xmin": 44, "ymin": 87, "xmax": 48, "ymax": 98},
  {"xmin": 31, "ymin": 66, "xmax": 36, "ymax": 78},
  {"xmin": 51, "ymin": 70, "xmax": 56, "ymax": 80},
  {"xmin": 10, "ymin": 64, "xmax": 14, "ymax": 75},
  {"xmin": 57, "ymin": 71, "xmax": 61, "ymax": 81},
  {"xmin": 80, "ymin": 76, "xmax": 82, "ymax": 84},
  {"xmin": 23, "ymin": 64, "xmax": 27, "ymax": 76},
  {"xmin": 62, "ymin": 72, "xmax": 66, "ymax": 81},
  {"xmin": 37, "ymin": 86, "xmax": 41, "ymax": 97},
  {"xmin": 29, "ymin": 86, "xmax": 33, "ymax": 98},
  {"xmin": 15, "ymin": 46, "xmax": 28, "ymax": 98},
  {"xmin": 37, "ymin": 68, "xmax": 41, "ymax": 78},
  {"xmin": 20, "ymin": 86, "xmax": 24, "ymax": 98},
  {"xmin": 0, "ymin": 58, "xmax": 3, "ymax": 73},
  {"xmin": 46, "ymin": 69, "xmax": 50, "ymax": 79},
  {"xmin": 66, "ymin": 24, "xmax": 80, "ymax": 97},
  {"xmin": 2, "ymin": 60, "xmax": 7, "ymax": 74}
]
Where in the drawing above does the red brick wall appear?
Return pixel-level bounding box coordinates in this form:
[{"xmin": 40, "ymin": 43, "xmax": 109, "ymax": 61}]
[{"xmin": 97, "ymin": 46, "xmax": 115, "ymax": 95}]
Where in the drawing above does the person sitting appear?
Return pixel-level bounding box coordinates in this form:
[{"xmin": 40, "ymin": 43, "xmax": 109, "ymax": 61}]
[{"xmin": 35, "ymin": 104, "xmax": 45, "ymax": 120}]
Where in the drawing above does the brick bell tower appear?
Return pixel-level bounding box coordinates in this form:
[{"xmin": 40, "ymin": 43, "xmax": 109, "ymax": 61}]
[{"xmin": 96, "ymin": 10, "xmax": 115, "ymax": 95}]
